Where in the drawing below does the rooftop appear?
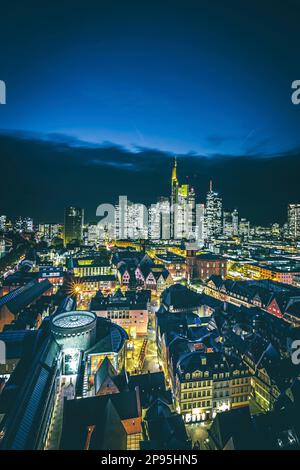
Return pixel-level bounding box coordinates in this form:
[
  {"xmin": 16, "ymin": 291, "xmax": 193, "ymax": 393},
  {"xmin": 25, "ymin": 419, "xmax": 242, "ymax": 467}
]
[
  {"xmin": 51, "ymin": 310, "xmax": 96, "ymax": 330},
  {"xmin": 0, "ymin": 279, "xmax": 53, "ymax": 315}
]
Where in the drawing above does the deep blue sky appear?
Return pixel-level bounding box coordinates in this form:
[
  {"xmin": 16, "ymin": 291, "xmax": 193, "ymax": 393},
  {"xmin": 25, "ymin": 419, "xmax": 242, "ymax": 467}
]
[
  {"xmin": 1, "ymin": 0, "xmax": 300, "ymax": 154},
  {"xmin": 0, "ymin": 0, "xmax": 300, "ymax": 222}
]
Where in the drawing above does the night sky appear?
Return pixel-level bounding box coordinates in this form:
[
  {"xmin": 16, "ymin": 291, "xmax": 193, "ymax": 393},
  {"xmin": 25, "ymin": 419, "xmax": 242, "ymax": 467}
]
[{"xmin": 0, "ymin": 0, "xmax": 300, "ymax": 224}]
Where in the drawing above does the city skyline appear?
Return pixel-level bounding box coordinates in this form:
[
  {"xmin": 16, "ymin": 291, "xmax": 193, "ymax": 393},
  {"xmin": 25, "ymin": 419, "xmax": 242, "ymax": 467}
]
[
  {"xmin": 2, "ymin": 160, "xmax": 300, "ymax": 247},
  {"xmin": 0, "ymin": 129, "xmax": 299, "ymax": 225}
]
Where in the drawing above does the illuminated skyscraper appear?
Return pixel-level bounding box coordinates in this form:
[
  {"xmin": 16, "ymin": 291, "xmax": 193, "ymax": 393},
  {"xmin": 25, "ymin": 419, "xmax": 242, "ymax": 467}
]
[
  {"xmin": 0, "ymin": 238, "xmax": 5, "ymax": 258},
  {"xmin": 205, "ymin": 180, "xmax": 222, "ymax": 240},
  {"xmin": 288, "ymin": 203, "xmax": 300, "ymax": 240},
  {"xmin": 114, "ymin": 197, "xmax": 148, "ymax": 240},
  {"xmin": 170, "ymin": 157, "xmax": 179, "ymax": 239},
  {"xmin": 171, "ymin": 157, "xmax": 179, "ymax": 206},
  {"xmin": 175, "ymin": 184, "xmax": 196, "ymax": 239},
  {"xmin": 126, "ymin": 201, "xmax": 148, "ymax": 239},
  {"xmin": 170, "ymin": 158, "xmax": 196, "ymax": 239},
  {"xmin": 0, "ymin": 215, "xmax": 6, "ymax": 232},
  {"xmin": 223, "ymin": 211, "xmax": 233, "ymax": 237},
  {"xmin": 232, "ymin": 209, "xmax": 239, "ymax": 236},
  {"xmin": 38, "ymin": 223, "xmax": 62, "ymax": 242},
  {"xmin": 86, "ymin": 224, "xmax": 100, "ymax": 244},
  {"xmin": 149, "ymin": 197, "xmax": 170, "ymax": 240},
  {"xmin": 14, "ymin": 217, "xmax": 33, "ymax": 233},
  {"xmin": 239, "ymin": 218, "xmax": 250, "ymax": 239},
  {"xmin": 64, "ymin": 207, "xmax": 84, "ymax": 246},
  {"xmin": 195, "ymin": 203, "xmax": 205, "ymax": 247},
  {"xmin": 223, "ymin": 209, "xmax": 239, "ymax": 237}
]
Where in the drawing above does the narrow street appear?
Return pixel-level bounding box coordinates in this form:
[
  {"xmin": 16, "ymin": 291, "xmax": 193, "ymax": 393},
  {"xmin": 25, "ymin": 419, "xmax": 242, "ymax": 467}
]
[
  {"xmin": 142, "ymin": 304, "xmax": 160, "ymax": 373},
  {"xmin": 185, "ymin": 422, "xmax": 210, "ymax": 449},
  {"xmin": 45, "ymin": 378, "xmax": 76, "ymax": 450}
]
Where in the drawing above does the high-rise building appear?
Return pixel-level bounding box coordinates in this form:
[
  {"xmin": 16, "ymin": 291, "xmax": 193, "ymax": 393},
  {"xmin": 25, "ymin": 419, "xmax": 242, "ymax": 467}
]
[
  {"xmin": 149, "ymin": 197, "xmax": 170, "ymax": 240},
  {"xmin": 0, "ymin": 215, "xmax": 6, "ymax": 232},
  {"xmin": 223, "ymin": 211, "xmax": 233, "ymax": 237},
  {"xmin": 239, "ymin": 218, "xmax": 250, "ymax": 239},
  {"xmin": 114, "ymin": 197, "xmax": 148, "ymax": 240},
  {"xmin": 114, "ymin": 196, "xmax": 127, "ymax": 240},
  {"xmin": 171, "ymin": 157, "xmax": 179, "ymax": 206},
  {"xmin": 194, "ymin": 203, "xmax": 205, "ymax": 247},
  {"xmin": 86, "ymin": 224, "xmax": 100, "ymax": 244},
  {"xmin": 38, "ymin": 223, "xmax": 62, "ymax": 242},
  {"xmin": 271, "ymin": 223, "xmax": 281, "ymax": 238},
  {"xmin": 176, "ymin": 184, "xmax": 196, "ymax": 239},
  {"xmin": 64, "ymin": 207, "xmax": 84, "ymax": 246},
  {"xmin": 232, "ymin": 209, "xmax": 239, "ymax": 236},
  {"xmin": 126, "ymin": 201, "xmax": 148, "ymax": 240},
  {"xmin": 14, "ymin": 217, "xmax": 22, "ymax": 232},
  {"xmin": 170, "ymin": 157, "xmax": 179, "ymax": 238},
  {"xmin": 0, "ymin": 237, "xmax": 5, "ymax": 258},
  {"xmin": 205, "ymin": 181, "xmax": 222, "ymax": 240},
  {"xmin": 170, "ymin": 158, "xmax": 196, "ymax": 240},
  {"xmin": 287, "ymin": 203, "xmax": 300, "ymax": 240},
  {"xmin": 223, "ymin": 209, "xmax": 239, "ymax": 237},
  {"xmin": 14, "ymin": 217, "xmax": 33, "ymax": 233}
]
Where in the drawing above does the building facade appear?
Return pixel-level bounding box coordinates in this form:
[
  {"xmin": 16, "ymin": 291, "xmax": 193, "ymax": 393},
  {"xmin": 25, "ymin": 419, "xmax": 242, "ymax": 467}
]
[
  {"xmin": 205, "ymin": 181, "xmax": 223, "ymax": 240},
  {"xmin": 186, "ymin": 252, "xmax": 227, "ymax": 281},
  {"xmin": 288, "ymin": 203, "xmax": 300, "ymax": 240},
  {"xmin": 90, "ymin": 290, "xmax": 150, "ymax": 337},
  {"xmin": 175, "ymin": 352, "xmax": 251, "ymax": 423},
  {"xmin": 64, "ymin": 207, "xmax": 84, "ymax": 246}
]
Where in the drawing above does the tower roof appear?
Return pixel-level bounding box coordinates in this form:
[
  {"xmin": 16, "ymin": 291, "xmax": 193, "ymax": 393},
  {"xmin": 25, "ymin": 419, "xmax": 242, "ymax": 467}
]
[{"xmin": 172, "ymin": 157, "xmax": 178, "ymax": 183}]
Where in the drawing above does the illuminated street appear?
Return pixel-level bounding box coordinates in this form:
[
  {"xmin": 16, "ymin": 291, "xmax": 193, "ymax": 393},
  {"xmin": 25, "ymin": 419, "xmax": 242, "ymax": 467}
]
[
  {"xmin": 142, "ymin": 313, "xmax": 160, "ymax": 373},
  {"xmin": 186, "ymin": 423, "xmax": 210, "ymax": 449}
]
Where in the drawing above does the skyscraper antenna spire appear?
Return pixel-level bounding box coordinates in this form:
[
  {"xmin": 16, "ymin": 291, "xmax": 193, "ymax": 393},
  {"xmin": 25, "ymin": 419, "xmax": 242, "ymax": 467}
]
[{"xmin": 172, "ymin": 156, "xmax": 178, "ymax": 182}]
